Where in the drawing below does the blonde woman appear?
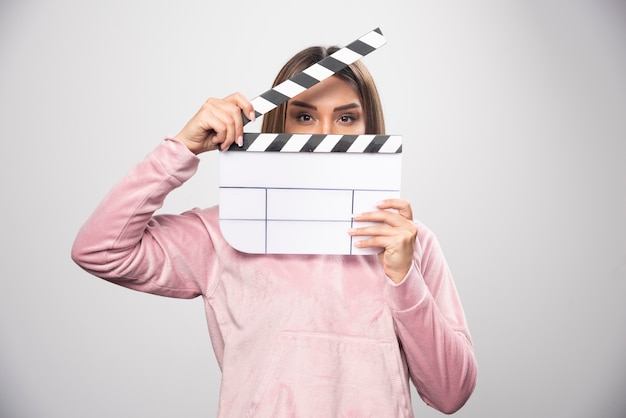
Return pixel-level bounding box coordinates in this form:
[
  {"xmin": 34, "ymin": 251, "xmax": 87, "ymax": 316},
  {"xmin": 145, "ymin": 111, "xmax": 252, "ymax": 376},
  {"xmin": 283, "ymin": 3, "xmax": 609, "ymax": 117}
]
[{"xmin": 72, "ymin": 44, "xmax": 477, "ymax": 417}]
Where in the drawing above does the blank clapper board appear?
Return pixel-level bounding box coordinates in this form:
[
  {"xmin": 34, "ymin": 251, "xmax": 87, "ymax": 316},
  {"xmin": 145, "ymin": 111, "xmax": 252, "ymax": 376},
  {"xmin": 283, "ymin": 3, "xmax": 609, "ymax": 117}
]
[
  {"xmin": 217, "ymin": 27, "xmax": 403, "ymax": 254},
  {"xmin": 219, "ymin": 133, "xmax": 402, "ymax": 254}
]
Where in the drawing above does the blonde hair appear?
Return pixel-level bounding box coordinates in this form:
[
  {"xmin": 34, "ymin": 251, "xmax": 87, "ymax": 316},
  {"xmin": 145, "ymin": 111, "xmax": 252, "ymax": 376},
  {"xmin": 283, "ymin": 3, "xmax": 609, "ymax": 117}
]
[{"xmin": 261, "ymin": 46, "xmax": 385, "ymax": 134}]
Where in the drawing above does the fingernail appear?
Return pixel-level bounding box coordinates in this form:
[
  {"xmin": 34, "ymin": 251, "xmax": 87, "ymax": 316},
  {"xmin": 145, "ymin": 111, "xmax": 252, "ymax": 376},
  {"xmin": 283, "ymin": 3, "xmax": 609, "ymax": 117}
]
[
  {"xmin": 237, "ymin": 136, "xmax": 243, "ymax": 147},
  {"xmin": 249, "ymin": 111, "xmax": 256, "ymax": 121}
]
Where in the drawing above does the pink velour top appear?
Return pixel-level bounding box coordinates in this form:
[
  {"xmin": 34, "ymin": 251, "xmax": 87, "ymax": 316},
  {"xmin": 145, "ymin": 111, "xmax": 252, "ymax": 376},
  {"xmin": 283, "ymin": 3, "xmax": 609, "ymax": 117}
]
[{"xmin": 72, "ymin": 138, "xmax": 477, "ymax": 417}]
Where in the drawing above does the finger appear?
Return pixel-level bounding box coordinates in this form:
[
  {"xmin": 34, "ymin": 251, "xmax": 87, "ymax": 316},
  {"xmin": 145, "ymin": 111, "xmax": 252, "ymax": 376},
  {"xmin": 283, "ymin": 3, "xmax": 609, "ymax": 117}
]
[
  {"xmin": 225, "ymin": 92, "xmax": 255, "ymax": 148},
  {"xmin": 214, "ymin": 104, "xmax": 239, "ymax": 151},
  {"xmin": 218, "ymin": 98, "xmax": 241, "ymax": 150},
  {"xmin": 226, "ymin": 92, "xmax": 256, "ymax": 122},
  {"xmin": 353, "ymin": 232, "xmax": 416, "ymax": 261},
  {"xmin": 352, "ymin": 235, "xmax": 394, "ymax": 250},
  {"xmin": 348, "ymin": 224, "xmax": 394, "ymax": 237},
  {"xmin": 198, "ymin": 99, "xmax": 228, "ymax": 138},
  {"xmin": 204, "ymin": 103, "xmax": 237, "ymax": 151},
  {"xmin": 376, "ymin": 198, "xmax": 413, "ymax": 220},
  {"xmin": 353, "ymin": 211, "xmax": 411, "ymax": 228},
  {"xmin": 200, "ymin": 108, "xmax": 227, "ymax": 145},
  {"xmin": 220, "ymin": 119, "xmax": 236, "ymax": 151}
]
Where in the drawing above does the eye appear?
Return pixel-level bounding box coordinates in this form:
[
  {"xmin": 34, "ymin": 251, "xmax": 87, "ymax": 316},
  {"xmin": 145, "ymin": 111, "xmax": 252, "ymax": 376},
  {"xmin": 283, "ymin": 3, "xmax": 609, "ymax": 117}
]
[
  {"xmin": 338, "ymin": 114, "xmax": 357, "ymax": 123},
  {"xmin": 296, "ymin": 113, "xmax": 313, "ymax": 122}
]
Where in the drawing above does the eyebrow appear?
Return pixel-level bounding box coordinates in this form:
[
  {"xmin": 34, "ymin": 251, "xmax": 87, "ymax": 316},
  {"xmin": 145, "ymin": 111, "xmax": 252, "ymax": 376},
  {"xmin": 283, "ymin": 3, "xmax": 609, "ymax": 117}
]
[{"xmin": 289, "ymin": 101, "xmax": 361, "ymax": 112}]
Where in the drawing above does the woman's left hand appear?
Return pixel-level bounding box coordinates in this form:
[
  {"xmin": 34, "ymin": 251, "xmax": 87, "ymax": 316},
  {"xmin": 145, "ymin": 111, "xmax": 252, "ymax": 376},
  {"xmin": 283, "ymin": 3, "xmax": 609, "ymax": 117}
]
[{"xmin": 349, "ymin": 199, "xmax": 418, "ymax": 284}]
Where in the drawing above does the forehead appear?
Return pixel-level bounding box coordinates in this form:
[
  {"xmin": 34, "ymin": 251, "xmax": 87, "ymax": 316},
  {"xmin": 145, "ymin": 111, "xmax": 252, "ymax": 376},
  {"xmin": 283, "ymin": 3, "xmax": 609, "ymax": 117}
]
[{"xmin": 289, "ymin": 75, "xmax": 361, "ymax": 105}]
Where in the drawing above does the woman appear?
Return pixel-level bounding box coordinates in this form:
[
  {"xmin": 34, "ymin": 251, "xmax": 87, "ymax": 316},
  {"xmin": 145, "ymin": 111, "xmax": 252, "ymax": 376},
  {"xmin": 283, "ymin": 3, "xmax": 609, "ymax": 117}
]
[{"xmin": 72, "ymin": 45, "xmax": 477, "ymax": 417}]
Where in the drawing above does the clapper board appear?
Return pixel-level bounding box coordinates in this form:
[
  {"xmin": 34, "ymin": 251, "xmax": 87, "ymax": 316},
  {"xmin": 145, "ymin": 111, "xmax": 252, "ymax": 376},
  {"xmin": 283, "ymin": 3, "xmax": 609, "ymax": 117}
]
[{"xmin": 218, "ymin": 28, "xmax": 403, "ymax": 255}]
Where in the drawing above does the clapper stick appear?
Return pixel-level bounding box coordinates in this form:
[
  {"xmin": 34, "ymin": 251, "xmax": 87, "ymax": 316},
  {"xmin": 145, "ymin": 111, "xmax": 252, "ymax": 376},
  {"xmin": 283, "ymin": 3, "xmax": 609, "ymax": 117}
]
[{"xmin": 239, "ymin": 27, "xmax": 386, "ymax": 126}]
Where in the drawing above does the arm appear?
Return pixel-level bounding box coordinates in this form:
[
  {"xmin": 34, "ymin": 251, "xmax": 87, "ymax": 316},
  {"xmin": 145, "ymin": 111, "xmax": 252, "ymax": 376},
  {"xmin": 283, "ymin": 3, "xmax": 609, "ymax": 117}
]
[
  {"xmin": 350, "ymin": 200, "xmax": 477, "ymax": 413},
  {"xmin": 71, "ymin": 138, "xmax": 209, "ymax": 297},
  {"xmin": 71, "ymin": 93, "xmax": 255, "ymax": 297},
  {"xmin": 386, "ymin": 226, "xmax": 477, "ymax": 413}
]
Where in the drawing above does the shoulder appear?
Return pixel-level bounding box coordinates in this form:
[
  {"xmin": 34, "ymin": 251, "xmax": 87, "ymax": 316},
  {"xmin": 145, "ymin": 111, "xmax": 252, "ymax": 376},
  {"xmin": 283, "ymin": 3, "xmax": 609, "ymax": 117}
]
[
  {"xmin": 413, "ymin": 219, "xmax": 439, "ymax": 249},
  {"xmin": 411, "ymin": 218, "xmax": 450, "ymax": 271},
  {"xmin": 181, "ymin": 205, "xmax": 219, "ymax": 227},
  {"xmin": 180, "ymin": 205, "xmax": 232, "ymax": 249}
]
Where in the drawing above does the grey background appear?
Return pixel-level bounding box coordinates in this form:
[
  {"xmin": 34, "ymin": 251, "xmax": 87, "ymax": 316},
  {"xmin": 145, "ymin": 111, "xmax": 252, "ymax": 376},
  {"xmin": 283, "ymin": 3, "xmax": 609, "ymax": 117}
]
[{"xmin": 1, "ymin": 0, "xmax": 625, "ymax": 417}]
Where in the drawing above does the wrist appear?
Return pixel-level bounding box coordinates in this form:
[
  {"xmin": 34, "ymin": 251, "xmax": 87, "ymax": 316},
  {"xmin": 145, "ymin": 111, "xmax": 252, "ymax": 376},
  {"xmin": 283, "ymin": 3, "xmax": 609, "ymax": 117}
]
[
  {"xmin": 176, "ymin": 135, "xmax": 207, "ymax": 155},
  {"xmin": 386, "ymin": 267, "xmax": 410, "ymax": 284}
]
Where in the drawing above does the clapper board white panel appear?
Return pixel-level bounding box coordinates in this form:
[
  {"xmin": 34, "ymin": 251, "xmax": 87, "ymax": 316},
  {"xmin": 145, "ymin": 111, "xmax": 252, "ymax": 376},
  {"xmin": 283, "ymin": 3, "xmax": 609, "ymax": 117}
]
[{"xmin": 218, "ymin": 134, "xmax": 402, "ymax": 254}]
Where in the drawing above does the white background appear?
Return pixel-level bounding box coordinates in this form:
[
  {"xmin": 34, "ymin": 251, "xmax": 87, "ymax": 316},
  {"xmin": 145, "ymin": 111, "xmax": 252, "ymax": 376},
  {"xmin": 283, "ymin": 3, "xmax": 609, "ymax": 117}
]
[{"xmin": 1, "ymin": 0, "xmax": 625, "ymax": 417}]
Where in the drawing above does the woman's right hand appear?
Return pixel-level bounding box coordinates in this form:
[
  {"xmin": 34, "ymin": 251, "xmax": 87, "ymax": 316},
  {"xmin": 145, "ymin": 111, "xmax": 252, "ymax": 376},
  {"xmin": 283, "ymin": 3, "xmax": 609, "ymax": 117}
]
[{"xmin": 175, "ymin": 92, "xmax": 256, "ymax": 154}]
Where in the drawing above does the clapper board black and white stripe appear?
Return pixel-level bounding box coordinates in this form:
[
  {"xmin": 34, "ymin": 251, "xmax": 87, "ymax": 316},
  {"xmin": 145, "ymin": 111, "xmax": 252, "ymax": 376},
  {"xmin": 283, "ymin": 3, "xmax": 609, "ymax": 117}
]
[
  {"xmin": 219, "ymin": 28, "xmax": 402, "ymax": 255},
  {"xmin": 242, "ymin": 27, "xmax": 386, "ymax": 124},
  {"xmin": 229, "ymin": 133, "xmax": 402, "ymax": 153}
]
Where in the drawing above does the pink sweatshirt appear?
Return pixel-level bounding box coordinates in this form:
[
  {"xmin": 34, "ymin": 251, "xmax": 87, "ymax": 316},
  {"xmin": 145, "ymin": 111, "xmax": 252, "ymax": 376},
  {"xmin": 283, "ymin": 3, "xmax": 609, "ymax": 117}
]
[{"xmin": 71, "ymin": 138, "xmax": 477, "ymax": 417}]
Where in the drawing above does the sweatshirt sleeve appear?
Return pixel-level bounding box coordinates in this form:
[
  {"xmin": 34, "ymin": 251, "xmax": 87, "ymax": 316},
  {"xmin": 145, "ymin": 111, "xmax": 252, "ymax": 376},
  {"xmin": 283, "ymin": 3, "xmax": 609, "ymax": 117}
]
[
  {"xmin": 71, "ymin": 138, "xmax": 215, "ymax": 298},
  {"xmin": 385, "ymin": 222, "xmax": 477, "ymax": 414}
]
